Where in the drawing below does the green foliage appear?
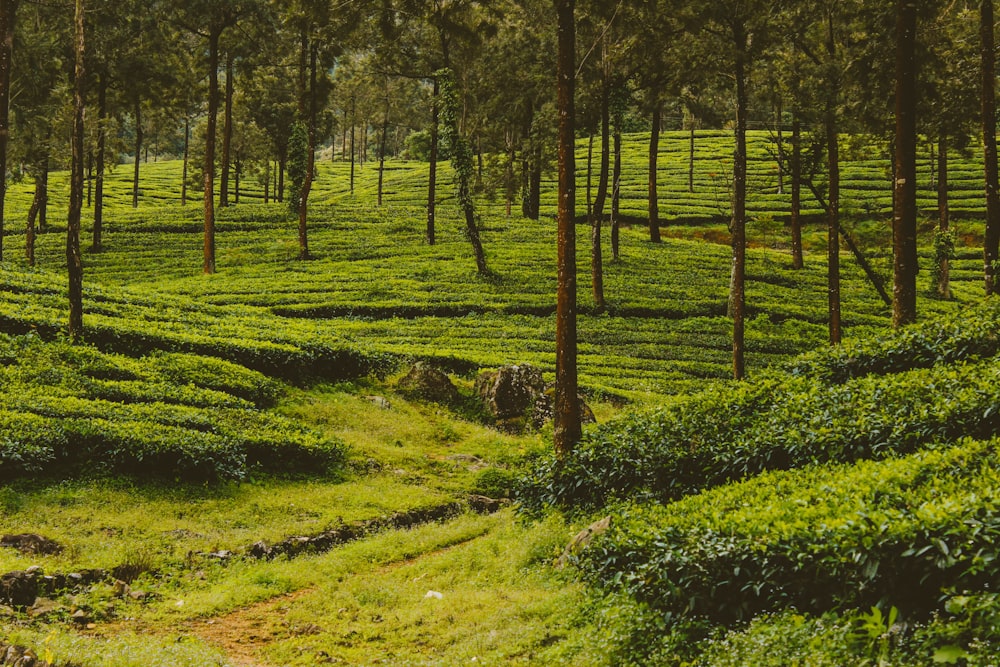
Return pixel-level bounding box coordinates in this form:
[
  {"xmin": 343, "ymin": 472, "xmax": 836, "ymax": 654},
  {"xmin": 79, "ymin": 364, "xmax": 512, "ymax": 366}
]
[
  {"xmin": 0, "ymin": 332, "xmax": 343, "ymax": 481},
  {"xmin": 930, "ymin": 227, "xmax": 957, "ymax": 294},
  {"xmin": 519, "ymin": 353, "xmax": 1000, "ymax": 512},
  {"xmin": 287, "ymin": 121, "xmax": 308, "ymax": 215},
  {"xmin": 575, "ymin": 437, "xmax": 1000, "ymax": 625}
]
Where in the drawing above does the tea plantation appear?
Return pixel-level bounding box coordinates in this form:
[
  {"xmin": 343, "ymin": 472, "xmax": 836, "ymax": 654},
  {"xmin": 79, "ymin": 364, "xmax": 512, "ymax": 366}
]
[{"xmin": 0, "ymin": 132, "xmax": 995, "ymax": 665}]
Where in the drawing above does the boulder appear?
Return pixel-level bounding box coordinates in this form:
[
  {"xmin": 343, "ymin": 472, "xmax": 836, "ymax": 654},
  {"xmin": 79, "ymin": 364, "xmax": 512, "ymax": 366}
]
[
  {"xmin": 396, "ymin": 362, "xmax": 459, "ymax": 404},
  {"xmin": 0, "ymin": 571, "xmax": 38, "ymax": 609},
  {"xmin": 531, "ymin": 386, "xmax": 596, "ymax": 428},
  {"xmin": 475, "ymin": 364, "xmax": 545, "ymax": 420},
  {"xmin": 0, "ymin": 534, "xmax": 62, "ymax": 556}
]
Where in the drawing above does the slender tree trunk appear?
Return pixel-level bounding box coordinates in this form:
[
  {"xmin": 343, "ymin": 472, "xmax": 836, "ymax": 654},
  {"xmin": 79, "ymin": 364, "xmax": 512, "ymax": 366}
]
[
  {"xmin": 982, "ymin": 0, "xmax": 1000, "ymax": 295},
  {"xmin": 826, "ymin": 14, "xmax": 841, "ymax": 345},
  {"xmin": 132, "ymin": 99, "xmax": 142, "ymax": 208},
  {"xmin": 731, "ymin": 25, "xmax": 748, "ymax": 380},
  {"xmin": 86, "ymin": 150, "xmax": 92, "ymax": 207},
  {"xmin": 790, "ymin": 113, "xmax": 803, "ymax": 269},
  {"xmin": 67, "ymin": 0, "xmax": 85, "ymax": 342},
  {"xmin": 648, "ymin": 101, "xmax": 662, "ymax": 243},
  {"xmin": 0, "ymin": 0, "xmax": 17, "ymax": 261},
  {"xmin": 592, "ymin": 74, "xmax": 610, "ymax": 311},
  {"xmin": 587, "ymin": 132, "xmax": 594, "ymax": 221},
  {"xmin": 378, "ymin": 82, "xmax": 389, "ymax": 207},
  {"xmin": 278, "ymin": 156, "xmax": 285, "ymax": 203},
  {"xmin": 529, "ymin": 144, "xmax": 542, "ymax": 219},
  {"xmin": 554, "ymin": 0, "xmax": 580, "ymax": 455},
  {"xmin": 689, "ymin": 124, "xmax": 696, "ymax": 193},
  {"xmin": 204, "ymin": 28, "xmax": 221, "ymax": 275},
  {"xmin": 38, "ymin": 160, "xmax": 47, "ymax": 230},
  {"xmin": 611, "ymin": 125, "xmax": 621, "ymax": 260},
  {"xmin": 350, "ymin": 96, "xmax": 356, "ymax": 194},
  {"xmin": 181, "ymin": 116, "xmax": 189, "ymax": 205},
  {"xmin": 92, "ymin": 73, "xmax": 106, "ymax": 250},
  {"xmin": 505, "ymin": 130, "xmax": 514, "ymax": 217},
  {"xmin": 297, "ymin": 41, "xmax": 316, "ymax": 261},
  {"xmin": 264, "ymin": 159, "xmax": 269, "ymax": 203},
  {"xmin": 775, "ymin": 97, "xmax": 784, "ymax": 194},
  {"xmin": 427, "ymin": 82, "xmax": 438, "ymax": 244},
  {"xmin": 26, "ymin": 173, "xmax": 39, "ymax": 266},
  {"xmin": 893, "ymin": 0, "xmax": 918, "ymax": 325},
  {"xmin": 234, "ymin": 159, "xmax": 240, "ymax": 203},
  {"xmin": 938, "ymin": 132, "xmax": 951, "ymax": 298},
  {"xmin": 220, "ymin": 50, "xmax": 234, "ymax": 208}
]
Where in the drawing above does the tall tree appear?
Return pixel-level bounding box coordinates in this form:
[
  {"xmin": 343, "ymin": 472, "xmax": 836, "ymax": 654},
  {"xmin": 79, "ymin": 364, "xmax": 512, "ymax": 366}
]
[
  {"xmin": 893, "ymin": 0, "xmax": 918, "ymax": 325},
  {"xmin": 554, "ymin": 0, "xmax": 580, "ymax": 456},
  {"xmin": 982, "ymin": 0, "xmax": 1000, "ymax": 296},
  {"xmin": 0, "ymin": 0, "xmax": 16, "ymax": 261},
  {"xmin": 68, "ymin": 0, "xmax": 85, "ymax": 342}
]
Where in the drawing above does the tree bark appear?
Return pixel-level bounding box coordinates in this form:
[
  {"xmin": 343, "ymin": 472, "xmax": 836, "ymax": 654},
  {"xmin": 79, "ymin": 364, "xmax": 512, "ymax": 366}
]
[
  {"xmin": 893, "ymin": 0, "xmax": 918, "ymax": 325},
  {"xmin": 731, "ymin": 22, "xmax": 748, "ymax": 380},
  {"xmin": 297, "ymin": 40, "xmax": 316, "ymax": 261},
  {"xmin": 350, "ymin": 96, "xmax": 357, "ymax": 194},
  {"xmin": 220, "ymin": 50, "xmax": 234, "ymax": 208},
  {"xmin": 132, "ymin": 98, "xmax": 142, "ymax": 208},
  {"xmin": 554, "ymin": 0, "xmax": 580, "ymax": 456},
  {"xmin": 648, "ymin": 101, "xmax": 661, "ymax": 243},
  {"xmin": 611, "ymin": 124, "xmax": 621, "ymax": 260},
  {"xmin": 826, "ymin": 13, "xmax": 841, "ymax": 345},
  {"xmin": 204, "ymin": 27, "xmax": 221, "ymax": 274},
  {"xmin": 427, "ymin": 82, "xmax": 437, "ymax": 244},
  {"xmin": 790, "ymin": 113, "xmax": 803, "ymax": 269},
  {"xmin": 181, "ymin": 116, "xmax": 189, "ymax": 205},
  {"xmin": 688, "ymin": 124, "xmax": 695, "ymax": 193},
  {"xmin": 938, "ymin": 132, "xmax": 951, "ymax": 298},
  {"xmin": 92, "ymin": 73, "xmax": 106, "ymax": 250},
  {"xmin": 982, "ymin": 0, "xmax": 1000, "ymax": 295},
  {"xmin": 0, "ymin": 0, "xmax": 17, "ymax": 261},
  {"xmin": 67, "ymin": 0, "xmax": 85, "ymax": 342},
  {"xmin": 378, "ymin": 81, "xmax": 389, "ymax": 207}
]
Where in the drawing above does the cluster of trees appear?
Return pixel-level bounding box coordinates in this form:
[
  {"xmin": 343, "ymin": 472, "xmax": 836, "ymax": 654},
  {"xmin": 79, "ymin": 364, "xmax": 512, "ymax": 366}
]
[{"xmin": 1, "ymin": 0, "xmax": 999, "ymax": 451}]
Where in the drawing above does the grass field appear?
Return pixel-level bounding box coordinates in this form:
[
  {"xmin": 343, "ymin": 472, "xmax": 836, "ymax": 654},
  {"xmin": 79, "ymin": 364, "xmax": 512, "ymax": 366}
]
[{"xmin": 0, "ymin": 130, "xmax": 992, "ymax": 665}]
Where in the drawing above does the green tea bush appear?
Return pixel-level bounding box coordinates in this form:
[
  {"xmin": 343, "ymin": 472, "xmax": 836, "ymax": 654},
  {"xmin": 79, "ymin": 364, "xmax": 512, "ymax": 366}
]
[
  {"xmin": 788, "ymin": 299, "xmax": 1000, "ymax": 382},
  {"xmin": 519, "ymin": 357, "xmax": 1000, "ymax": 512},
  {"xmin": 575, "ymin": 437, "xmax": 1000, "ymax": 625}
]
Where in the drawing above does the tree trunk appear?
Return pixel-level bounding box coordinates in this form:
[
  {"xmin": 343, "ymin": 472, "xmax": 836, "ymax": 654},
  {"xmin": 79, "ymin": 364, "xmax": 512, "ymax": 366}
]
[
  {"xmin": 92, "ymin": 73, "xmax": 106, "ymax": 250},
  {"xmin": 982, "ymin": 0, "xmax": 1000, "ymax": 295},
  {"xmin": 938, "ymin": 132, "xmax": 951, "ymax": 298},
  {"xmin": 220, "ymin": 50, "xmax": 234, "ymax": 208},
  {"xmin": 790, "ymin": 113, "xmax": 803, "ymax": 269},
  {"xmin": 0, "ymin": 0, "xmax": 17, "ymax": 262},
  {"xmin": 264, "ymin": 159, "xmax": 269, "ymax": 203},
  {"xmin": 181, "ymin": 116, "xmax": 189, "ymax": 205},
  {"xmin": 297, "ymin": 40, "xmax": 316, "ymax": 261},
  {"xmin": 586, "ymin": 132, "xmax": 593, "ymax": 221},
  {"xmin": 826, "ymin": 13, "xmax": 841, "ymax": 345},
  {"xmin": 528, "ymin": 144, "xmax": 542, "ymax": 219},
  {"xmin": 731, "ymin": 24, "xmax": 748, "ymax": 380},
  {"xmin": 893, "ymin": 0, "xmax": 918, "ymax": 325},
  {"xmin": 427, "ymin": 82, "xmax": 438, "ymax": 244},
  {"xmin": 554, "ymin": 0, "xmax": 580, "ymax": 456},
  {"xmin": 689, "ymin": 124, "xmax": 695, "ymax": 193},
  {"xmin": 234, "ymin": 159, "xmax": 240, "ymax": 203},
  {"xmin": 378, "ymin": 83, "xmax": 389, "ymax": 207},
  {"xmin": 648, "ymin": 101, "xmax": 661, "ymax": 243},
  {"xmin": 38, "ymin": 159, "xmax": 47, "ymax": 230},
  {"xmin": 86, "ymin": 150, "xmax": 92, "ymax": 207},
  {"xmin": 132, "ymin": 98, "xmax": 142, "ymax": 208},
  {"xmin": 26, "ymin": 174, "xmax": 39, "ymax": 266},
  {"xmin": 350, "ymin": 96, "xmax": 356, "ymax": 194},
  {"xmin": 505, "ymin": 129, "xmax": 514, "ymax": 217},
  {"xmin": 203, "ymin": 27, "xmax": 221, "ymax": 275},
  {"xmin": 278, "ymin": 156, "xmax": 285, "ymax": 203},
  {"xmin": 611, "ymin": 125, "xmax": 621, "ymax": 260},
  {"xmin": 775, "ymin": 97, "xmax": 784, "ymax": 195},
  {"xmin": 67, "ymin": 0, "xmax": 85, "ymax": 342}
]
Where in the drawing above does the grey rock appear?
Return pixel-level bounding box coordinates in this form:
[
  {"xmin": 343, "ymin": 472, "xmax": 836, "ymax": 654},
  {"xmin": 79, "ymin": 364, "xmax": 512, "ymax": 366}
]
[{"xmin": 396, "ymin": 362, "xmax": 459, "ymax": 404}]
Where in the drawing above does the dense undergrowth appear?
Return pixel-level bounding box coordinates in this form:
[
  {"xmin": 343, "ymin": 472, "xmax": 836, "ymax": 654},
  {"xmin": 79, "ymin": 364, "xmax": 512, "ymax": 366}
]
[{"xmin": 519, "ymin": 299, "xmax": 1000, "ymax": 665}]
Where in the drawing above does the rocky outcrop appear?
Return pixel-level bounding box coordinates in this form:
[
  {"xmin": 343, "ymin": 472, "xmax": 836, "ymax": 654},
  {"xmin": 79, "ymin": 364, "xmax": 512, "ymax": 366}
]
[
  {"xmin": 396, "ymin": 362, "xmax": 459, "ymax": 404},
  {"xmin": 476, "ymin": 364, "xmax": 595, "ymax": 432},
  {"xmin": 0, "ymin": 534, "xmax": 63, "ymax": 556}
]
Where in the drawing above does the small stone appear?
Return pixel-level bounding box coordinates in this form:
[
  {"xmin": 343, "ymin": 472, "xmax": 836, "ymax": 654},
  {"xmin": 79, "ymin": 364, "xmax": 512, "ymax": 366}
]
[
  {"xmin": 71, "ymin": 608, "xmax": 92, "ymax": 625},
  {"xmin": 365, "ymin": 395, "xmax": 391, "ymax": 409},
  {"xmin": 128, "ymin": 590, "xmax": 147, "ymax": 601},
  {"xmin": 424, "ymin": 590, "xmax": 443, "ymax": 600}
]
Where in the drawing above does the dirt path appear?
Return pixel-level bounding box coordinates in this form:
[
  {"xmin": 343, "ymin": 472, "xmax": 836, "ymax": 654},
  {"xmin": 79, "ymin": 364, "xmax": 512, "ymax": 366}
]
[{"xmin": 187, "ymin": 528, "xmax": 489, "ymax": 666}]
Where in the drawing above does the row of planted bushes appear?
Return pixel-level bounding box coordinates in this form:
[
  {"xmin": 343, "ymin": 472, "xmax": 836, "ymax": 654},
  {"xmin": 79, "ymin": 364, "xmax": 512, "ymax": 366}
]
[
  {"xmin": 518, "ymin": 354, "xmax": 1000, "ymax": 512},
  {"xmin": 574, "ymin": 437, "xmax": 1000, "ymax": 626},
  {"xmin": 0, "ymin": 333, "xmax": 343, "ymax": 481}
]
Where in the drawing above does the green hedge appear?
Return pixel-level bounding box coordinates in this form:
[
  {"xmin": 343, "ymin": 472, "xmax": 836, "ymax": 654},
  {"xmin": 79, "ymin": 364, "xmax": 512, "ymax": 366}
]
[
  {"xmin": 519, "ymin": 356, "xmax": 1000, "ymax": 512},
  {"xmin": 575, "ymin": 437, "xmax": 1000, "ymax": 625}
]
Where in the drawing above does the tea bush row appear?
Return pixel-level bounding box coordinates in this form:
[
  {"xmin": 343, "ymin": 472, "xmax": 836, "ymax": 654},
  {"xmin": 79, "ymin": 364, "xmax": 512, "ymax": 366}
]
[
  {"xmin": 519, "ymin": 352, "xmax": 1000, "ymax": 511},
  {"xmin": 574, "ymin": 437, "xmax": 1000, "ymax": 626}
]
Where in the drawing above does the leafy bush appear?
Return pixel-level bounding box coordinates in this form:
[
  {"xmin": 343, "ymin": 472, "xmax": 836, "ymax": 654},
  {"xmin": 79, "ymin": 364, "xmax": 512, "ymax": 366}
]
[
  {"xmin": 519, "ymin": 358, "xmax": 1000, "ymax": 512},
  {"xmin": 574, "ymin": 438, "xmax": 1000, "ymax": 625}
]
